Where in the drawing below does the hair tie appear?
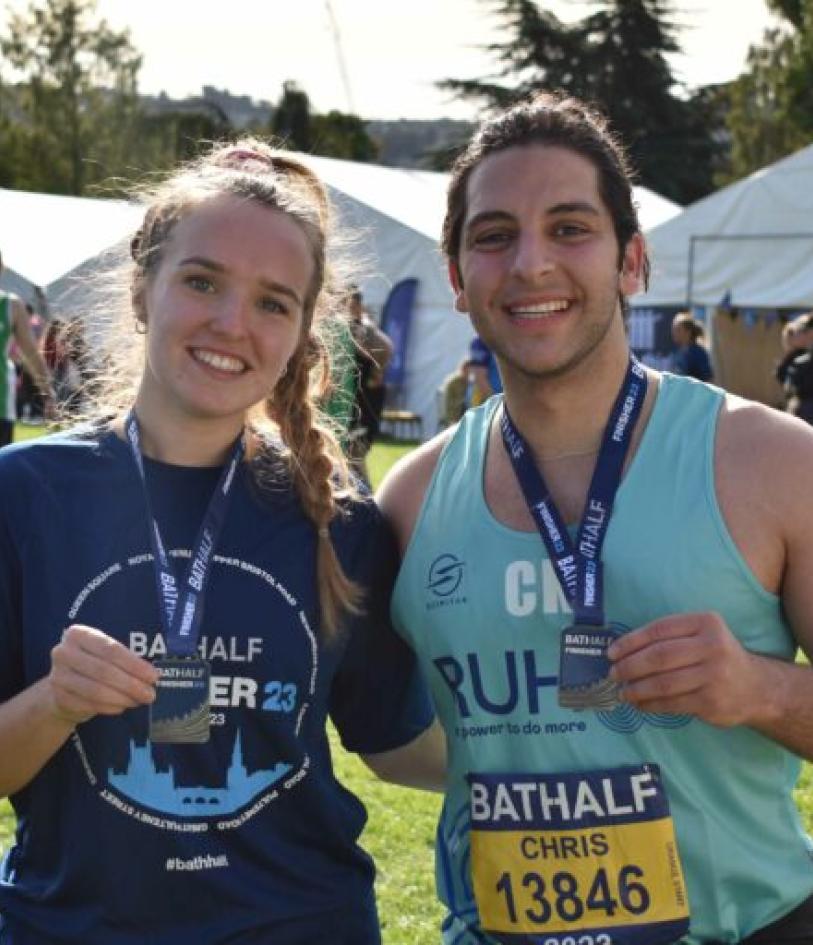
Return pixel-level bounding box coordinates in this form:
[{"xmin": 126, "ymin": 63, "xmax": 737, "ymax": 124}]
[{"xmin": 217, "ymin": 147, "xmax": 273, "ymax": 168}]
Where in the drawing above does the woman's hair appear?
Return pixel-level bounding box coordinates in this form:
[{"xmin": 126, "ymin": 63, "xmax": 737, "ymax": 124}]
[
  {"xmin": 672, "ymin": 312, "xmax": 706, "ymax": 343},
  {"xmin": 82, "ymin": 138, "xmax": 363, "ymax": 638}
]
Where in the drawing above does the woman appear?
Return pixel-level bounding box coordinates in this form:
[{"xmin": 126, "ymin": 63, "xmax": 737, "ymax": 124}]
[
  {"xmin": 670, "ymin": 311, "xmax": 713, "ymax": 381},
  {"xmin": 0, "ymin": 141, "xmax": 438, "ymax": 944}
]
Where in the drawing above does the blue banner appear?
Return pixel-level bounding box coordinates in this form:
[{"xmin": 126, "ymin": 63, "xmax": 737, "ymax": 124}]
[{"xmin": 381, "ymin": 277, "xmax": 418, "ymax": 388}]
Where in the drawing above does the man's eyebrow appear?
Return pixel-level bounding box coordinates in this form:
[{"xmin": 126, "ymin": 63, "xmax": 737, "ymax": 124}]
[
  {"xmin": 178, "ymin": 256, "xmax": 302, "ymax": 304},
  {"xmin": 465, "ymin": 201, "xmax": 601, "ymax": 232},
  {"xmin": 548, "ymin": 201, "xmax": 601, "ymax": 216},
  {"xmin": 463, "ymin": 210, "xmax": 515, "ymax": 232}
]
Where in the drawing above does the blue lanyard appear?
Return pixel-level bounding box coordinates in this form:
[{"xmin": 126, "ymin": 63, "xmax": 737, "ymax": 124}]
[
  {"xmin": 500, "ymin": 357, "xmax": 647, "ymax": 625},
  {"xmin": 125, "ymin": 412, "xmax": 244, "ymax": 656}
]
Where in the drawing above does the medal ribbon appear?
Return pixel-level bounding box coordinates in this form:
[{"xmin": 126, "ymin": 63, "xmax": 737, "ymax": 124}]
[
  {"xmin": 125, "ymin": 411, "xmax": 244, "ymax": 656},
  {"xmin": 500, "ymin": 357, "xmax": 647, "ymax": 625}
]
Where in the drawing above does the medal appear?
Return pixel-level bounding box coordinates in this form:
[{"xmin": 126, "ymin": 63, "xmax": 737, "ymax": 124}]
[
  {"xmin": 150, "ymin": 657, "xmax": 211, "ymax": 743},
  {"xmin": 501, "ymin": 357, "xmax": 648, "ymax": 711},
  {"xmin": 125, "ymin": 412, "xmax": 243, "ymax": 744},
  {"xmin": 558, "ymin": 624, "xmax": 621, "ymax": 710}
]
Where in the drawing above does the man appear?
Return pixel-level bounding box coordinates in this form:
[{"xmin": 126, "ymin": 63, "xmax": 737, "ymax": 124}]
[
  {"xmin": 0, "ymin": 252, "xmax": 54, "ymax": 445},
  {"xmin": 347, "ymin": 286, "xmax": 393, "ymax": 482},
  {"xmin": 777, "ymin": 312, "xmax": 813, "ymax": 424},
  {"xmin": 378, "ymin": 93, "xmax": 813, "ymax": 944}
]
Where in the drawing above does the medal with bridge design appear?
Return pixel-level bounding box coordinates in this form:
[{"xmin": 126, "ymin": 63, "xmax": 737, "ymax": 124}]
[
  {"xmin": 558, "ymin": 625, "xmax": 622, "ymax": 711},
  {"xmin": 150, "ymin": 657, "xmax": 210, "ymax": 743}
]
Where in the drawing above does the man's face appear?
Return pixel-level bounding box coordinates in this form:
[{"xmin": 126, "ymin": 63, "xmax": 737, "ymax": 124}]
[{"xmin": 450, "ymin": 144, "xmax": 642, "ymax": 385}]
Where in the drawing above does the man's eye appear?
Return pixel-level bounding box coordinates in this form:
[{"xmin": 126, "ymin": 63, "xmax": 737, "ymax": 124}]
[
  {"xmin": 472, "ymin": 230, "xmax": 512, "ymax": 248},
  {"xmin": 554, "ymin": 223, "xmax": 589, "ymax": 238}
]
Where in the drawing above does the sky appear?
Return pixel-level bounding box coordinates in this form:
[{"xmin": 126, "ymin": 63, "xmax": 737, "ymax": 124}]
[{"xmin": 0, "ymin": 0, "xmax": 780, "ymax": 121}]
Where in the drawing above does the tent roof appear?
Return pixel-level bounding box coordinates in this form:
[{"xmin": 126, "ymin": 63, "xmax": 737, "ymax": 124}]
[
  {"xmin": 2, "ymin": 157, "xmax": 680, "ymax": 294},
  {"xmin": 0, "ymin": 187, "xmax": 143, "ymax": 289},
  {"xmin": 296, "ymin": 153, "xmax": 449, "ymax": 242},
  {"xmin": 635, "ymin": 142, "xmax": 813, "ymax": 309},
  {"xmin": 300, "ymin": 152, "xmax": 680, "ymax": 241}
]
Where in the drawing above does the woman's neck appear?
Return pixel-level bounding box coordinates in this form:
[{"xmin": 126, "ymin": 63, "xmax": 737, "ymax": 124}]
[{"xmin": 127, "ymin": 391, "xmax": 245, "ymax": 467}]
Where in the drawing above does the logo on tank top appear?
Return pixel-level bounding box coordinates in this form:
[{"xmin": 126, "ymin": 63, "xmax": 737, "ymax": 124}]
[{"xmin": 426, "ymin": 553, "xmax": 467, "ymax": 610}]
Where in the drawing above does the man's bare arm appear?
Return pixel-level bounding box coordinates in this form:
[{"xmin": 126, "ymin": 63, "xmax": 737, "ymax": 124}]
[{"xmin": 610, "ymin": 401, "xmax": 813, "ymax": 759}]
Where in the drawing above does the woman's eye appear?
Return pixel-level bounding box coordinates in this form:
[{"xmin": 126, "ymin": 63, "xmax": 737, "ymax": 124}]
[
  {"xmin": 259, "ymin": 297, "xmax": 287, "ymax": 314},
  {"xmin": 184, "ymin": 274, "xmax": 214, "ymax": 292}
]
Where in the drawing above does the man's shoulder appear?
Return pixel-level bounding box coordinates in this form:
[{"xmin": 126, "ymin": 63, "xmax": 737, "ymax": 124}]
[{"xmin": 717, "ymin": 394, "xmax": 813, "ymax": 500}]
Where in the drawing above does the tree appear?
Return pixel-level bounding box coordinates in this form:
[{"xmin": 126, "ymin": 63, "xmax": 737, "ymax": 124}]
[
  {"xmin": 270, "ymin": 81, "xmax": 377, "ymax": 161},
  {"xmin": 723, "ymin": 0, "xmax": 813, "ymax": 182},
  {"xmin": 0, "ymin": 0, "xmax": 142, "ymax": 195},
  {"xmin": 271, "ymin": 81, "xmax": 313, "ymax": 151},
  {"xmin": 311, "ymin": 111, "xmax": 378, "ymax": 162},
  {"xmin": 439, "ymin": 0, "xmax": 722, "ymax": 203}
]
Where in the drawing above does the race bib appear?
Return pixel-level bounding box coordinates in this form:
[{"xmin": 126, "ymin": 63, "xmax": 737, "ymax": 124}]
[{"xmin": 468, "ymin": 765, "xmax": 689, "ymax": 945}]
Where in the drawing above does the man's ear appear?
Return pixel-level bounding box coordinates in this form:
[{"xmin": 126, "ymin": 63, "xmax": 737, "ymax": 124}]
[
  {"xmin": 448, "ymin": 259, "xmax": 468, "ymax": 314},
  {"xmin": 619, "ymin": 232, "xmax": 645, "ymax": 297}
]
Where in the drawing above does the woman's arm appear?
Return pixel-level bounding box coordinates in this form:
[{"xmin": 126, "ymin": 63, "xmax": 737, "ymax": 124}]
[
  {"xmin": 0, "ymin": 625, "xmax": 158, "ymax": 798},
  {"xmin": 361, "ymin": 719, "xmax": 446, "ymax": 792}
]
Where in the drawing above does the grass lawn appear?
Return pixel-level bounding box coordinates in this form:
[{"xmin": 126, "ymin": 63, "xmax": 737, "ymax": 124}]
[
  {"xmin": 10, "ymin": 421, "xmax": 47, "ymax": 442},
  {"xmin": 3, "ymin": 426, "xmax": 813, "ymax": 944}
]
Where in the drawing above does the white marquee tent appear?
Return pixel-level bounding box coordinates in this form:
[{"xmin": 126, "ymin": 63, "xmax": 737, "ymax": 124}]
[
  {"xmin": 634, "ymin": 142, "xmax": 813, "ymax": 310},
  {"xmin": 1, "ymin": 161, "xmax": 680, "ymax": 437}
]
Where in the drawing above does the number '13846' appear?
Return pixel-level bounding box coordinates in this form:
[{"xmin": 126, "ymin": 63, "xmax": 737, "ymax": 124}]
[{"xmin": 496, "ymin": 864, "xmax": 649, "ymax": 925}]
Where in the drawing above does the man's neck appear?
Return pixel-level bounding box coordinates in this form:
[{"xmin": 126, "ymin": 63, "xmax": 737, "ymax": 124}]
[{"xmin": 501, "ymin": 345, "xmax": 632, "ymax": 462}]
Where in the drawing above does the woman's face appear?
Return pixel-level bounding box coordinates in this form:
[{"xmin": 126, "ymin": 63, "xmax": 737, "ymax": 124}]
[
  {"xmin": 138, "ymin": 193, "xmax": 314, "ymax": 434},
  {"xmin": 671, "ymin": 320, "xmax": 691, "ymax": 346}
]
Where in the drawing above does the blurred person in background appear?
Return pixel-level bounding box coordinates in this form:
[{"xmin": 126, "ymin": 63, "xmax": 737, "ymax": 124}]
[{"xmin": 0, "ymin": 256, "xmax": 54, "ymax": 444}]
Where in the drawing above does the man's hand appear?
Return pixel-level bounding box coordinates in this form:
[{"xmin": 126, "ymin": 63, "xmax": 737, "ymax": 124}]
[
  {"xmin": 608, "ymin": 612, "xmax": 778, "ymax": 728},
  {"xmin": 46, "ymin": 625, "xmax": 159, "ymax": 726}
]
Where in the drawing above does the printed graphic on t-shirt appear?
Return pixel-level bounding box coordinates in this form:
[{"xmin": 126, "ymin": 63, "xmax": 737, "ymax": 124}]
[{"xmin": 65, "ymin": 548, "xmax": 316, "ymax": 833}]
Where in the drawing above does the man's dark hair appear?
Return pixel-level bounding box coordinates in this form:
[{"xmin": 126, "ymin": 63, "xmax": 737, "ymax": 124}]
[{"xmin": 442, "ymin": 91, "xmax": 650, "ymax": 290}]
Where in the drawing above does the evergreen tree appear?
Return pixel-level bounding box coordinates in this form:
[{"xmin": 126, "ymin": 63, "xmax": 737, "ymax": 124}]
[
  {"xmin": 311, "ymin": 111, "xmax": 378, "ymax": 162},
  {"xmin": 439, "ymin": 0, "xmax": 721, "ymax": 203},
  {"xmin": 271, "ymin": 81, "xmax": 313, "ymax": 151},
  {"xmin": 270, "ymin": 81, "xmax": 377, "ymax": 161}
]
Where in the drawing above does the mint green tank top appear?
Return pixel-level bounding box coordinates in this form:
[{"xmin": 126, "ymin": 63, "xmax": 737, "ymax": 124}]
[
  {"xmin": 392, "ymin": 374, "xmax": 813, "ymax": 944},
  {"xmin": 0, "ymin": 295, "xmax": 15, "ymax": 422}
]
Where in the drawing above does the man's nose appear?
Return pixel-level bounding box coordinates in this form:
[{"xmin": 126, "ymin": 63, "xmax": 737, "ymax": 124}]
[{"xmin": 509, "ymin": 232, "xmax": 555, "ymax": 281}]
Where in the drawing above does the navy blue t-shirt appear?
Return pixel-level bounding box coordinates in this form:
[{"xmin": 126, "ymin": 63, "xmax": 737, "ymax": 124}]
[
  {"xmin": 0, "ymin": 428, "xmax": 433, "ymax": 944},
  {"xmin": 673, "ymin": 342, "xmax": 713, "ymax": 381}
]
